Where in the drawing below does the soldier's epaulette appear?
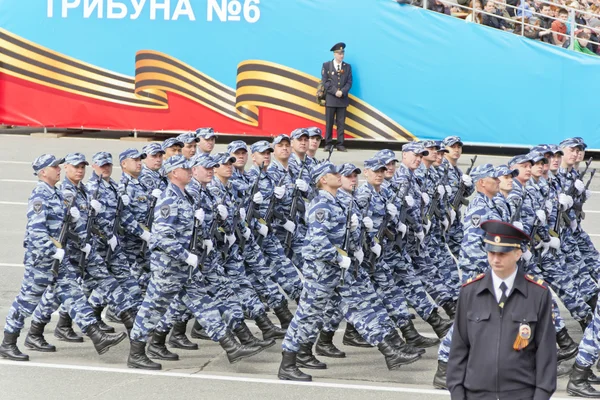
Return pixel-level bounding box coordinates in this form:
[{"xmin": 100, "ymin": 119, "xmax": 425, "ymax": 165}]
[
  {"xmin": 462, "ymin": 273, "xmax": 485, "ymax": 287},
  {"xmin": 525, "ymin": 274, "xmax": 548, "ymax": 289}
]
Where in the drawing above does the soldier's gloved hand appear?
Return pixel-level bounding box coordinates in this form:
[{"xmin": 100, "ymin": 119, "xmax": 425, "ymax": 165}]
[
  {"xmin": 522, "ymin": 249, "xmax": 533, "ymax": 262},
  {"xmin": 52, "ymin": 248, "xmax": 65, "ymax": 263},
  {"xmin": 513, "ymin": 221, "xmax": 524, "ymax": 231},
  {"xmin": 386, "ymin": 203, "xmax": 398, "ymax": 219},
  {"xmin": 69, "ymin": 207, "xmax": 81, "ymax": 222},
  {"xmin": 225, "ymin": 234, "xmax": 236, "ymax": 247},
  {"xmin": 239, "ymin": 208, "xmax": 246, "ymax": 221},
  {"xmin": 547, "ymin": 236, "xmax": 561, "ymax": 250},
  {"xmin": 404, "ymin": 195, "xmax": 415, "ymax": 208},
  {"xmin": 274, "ymin": 186, "xmax": 286, "ymax": 199},
  {"xmin": 140, "ymin": 230, "xmax": 152, "ymax": 243},
  {"xmin": 252, "ymin": 192, "xmax": 264, "ymax": 204},
  {"xmin": 570, "ymin": 218, "xmax": 578, "ymax": 232},
  {"xmin": 370, "ymin": 243, "xmax": 382, "ymax": 258},
  {"xmin": 217, "ymin": 204, "xmax": 228, "ymax": 219},
  {"xmin": 558, "ymin": 193, "xmax": 573, "ymax": 210},
  {"xmin": 283, "ymin": 220, "xmax": 296, "ymax": 233},
  {"xmin": 90, "ymin": 199, "xmax": 102, "ymax": 214},
  {"xmin": 185, "ymin": 252, "xmax": 199, "ymax": 268},
  {"xmin": 421, "ymin": 192, "xmax": 430, "ymax": 206},
  {"xmin": 437, "ymin": 185, "xmax": 445, "ymax": 196},
  {"xmin": 442, "ymin": 217, "xmax": 449, "ymax": 231},
  {"xmin": 574, "ymin": 179, "xmax": 585, "ymax": 194},
  {"xmin": 108, "ymin": 235, "xmax": 118, "ymax": 251},
  {"xmin": 449, "ymin": 208, "xmax": 457, "ymax": 225},
  {"xmin": 194, "ymin": 209, "xmax": 205, "ymax": 224},
  {"xmin": 354, "ymin": 248, "xmax": 364, "ymax": 264},
  {"xmin": 121, "ymin": 194, "xmax": 131, "ymax": 206},
  {"xmin": 535, "ymin": 210, "xmax": 547, "ymax": 225},
  {"xmin": 338, "ymin": 255, "xmax": 351, "ymax": 270},
  {"xmin": 258, "ymin": 224, "xmax": 268, "ymax": 237},
  {"xmin": 203, "ymin": 239, "xmax": 214, "ymax": 255},
  {"xmin": 242, "ymin": 227, "xmax": 251, "ymax": 240},
  {"xmin": 424, "ymin": 219, "xmax": 432, "ymax": 234},
  {"xmin": 545, "ymin": 199, "xmax": 553, "ymax": 215},
  {"xmin": 151, "ymin": 189, "xmax": 162, "ymax": 199},
  {"xmin": 350, "ymin": 214, "xmax": 359, "ymax": 232},
  {"xmin": 416, "ymin": 230, "xmax": 425, "ymax": 243},
  {"xmin": 398, "ymin": 222, "xmax": 407, "ymax": 238},
  {"xmin": 445, "ymin": 185, "xmax": 452, "ymax": 196},
  {"xmin": 363, "ymin": 216, "xmax": 374, "ymax": 231},
  {"xmin": 461, "ymin": 175, "xmax": 473, "ymax": 187},
  {"xmin": 81, "ymin": 243, "xmax": 91, "ymax": 259},
  {"xmin": 295, "ymin": 179, "xmax": 309, "ymax": 192}
]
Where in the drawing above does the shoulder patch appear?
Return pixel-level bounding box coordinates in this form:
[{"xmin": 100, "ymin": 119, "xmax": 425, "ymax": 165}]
[
  {"xmin": 315, "ymin": 208, "xmax": 326, "ymax": 223},
  {"xmin": 32, "ymin": 200, "xmax": 43, "ymax": 214},
  {"xmin": 525, "ymin": 274, "xmax": 548, "ymax": 289},
  {"xmin": 462, "ymin": 273, "xmax": 486, "ymax": 287},
  {"xmin": 160, "ymin": 205, "xmax": 171, "ymax": 218},
  {"xmin": 471, "ymin": 214, "xmax": 481, "ymax": 227},
  {"xmin": 63, "ymin": 193, "xmax": 74, "ymax": 205}
]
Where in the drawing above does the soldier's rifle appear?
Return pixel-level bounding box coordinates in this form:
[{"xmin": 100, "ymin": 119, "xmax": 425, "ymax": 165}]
[
  {"xmin": 352, "ymin": 192, "xmax": 372, "ymax": 278},
  {"xmin": 284, "ymin": 163, "xmax": 307, "ymax": 256},
  {"xmin": 140, "ymin": 187, "xmax": 160, "ymax": 256},
  {"xmin": 51, "ymin": 194, "xmax": 77, "ymax": 278},
  {"xmin": 104, "ymin": 179, "xmax": 129, "ymax": 264},
  {"xmin": 239, "ymin": 163, "xmax": 264, "ymax": 251},
  {"xmin": 555, "ymin": 157, "xmax": 592, "ymax": 234},
  {"xmin": 339, "ymin": 185, "xmax": 356, "ymax": 286},
  {"xmin": 256, "ymin": 175, "xmax": 285, "ymax": 247},
  {"xmin": 531, "ymin": 188, "xmax": 552, "ymax": 270},
  {"xmin": 575, "ymin": 168, "xmax": 596, "ymax": 222},
  {"xmin": 77, "ymin": 174, "xmax": 102, "ymax": 274},
  {"xmin": 426, "ymin": 166, "xmax": 449, "ymax": 222},
  {"xmin": 393, "ymin": 184, "xmax": 412, "ymax": 253},
  {"xmin": 451, "ymin": 155, "xmax": 478, "ymax": 213}
]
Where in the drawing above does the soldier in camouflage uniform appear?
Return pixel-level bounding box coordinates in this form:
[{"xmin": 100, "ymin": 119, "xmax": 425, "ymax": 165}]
[
  {"xmin": 195, "ymin": 127, "xmax": 217, "ymax": 155},
  {"xmin": 305, "ymin": 127, "xmax": 323, "ymax": 168},
  {"xmin": 176, "ymin": 132, "xmax": 199, "ymax": 160},
  {"xmin": 139, "ymin": 143, "xmax": 167, "ymax": 193}
]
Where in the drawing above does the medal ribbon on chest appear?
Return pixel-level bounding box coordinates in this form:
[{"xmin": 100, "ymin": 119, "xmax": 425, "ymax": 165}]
[{"xmin": 513, "ymin": 323, "xmax": 531, "ymax": 351}]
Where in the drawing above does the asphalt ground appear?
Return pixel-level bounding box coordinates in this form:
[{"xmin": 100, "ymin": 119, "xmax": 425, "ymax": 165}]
[{"xmin": 0, "ymin": 133, "xmax": 599, "ymax": 399}]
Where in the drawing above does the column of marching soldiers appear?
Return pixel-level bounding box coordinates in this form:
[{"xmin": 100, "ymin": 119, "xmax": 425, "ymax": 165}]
[{"xmin": 2, "ymin": 128, "xmax": 600, "ymax": 391}]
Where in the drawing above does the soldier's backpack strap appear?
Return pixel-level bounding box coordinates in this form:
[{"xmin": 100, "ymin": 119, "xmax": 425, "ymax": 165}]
[
  {"xmin": 525, "ymin": 274, "xmax": 548, "ymax": 289},
  {"xmin": 462, "ymin": 273, "xmax": 485, "ymax": 287}
]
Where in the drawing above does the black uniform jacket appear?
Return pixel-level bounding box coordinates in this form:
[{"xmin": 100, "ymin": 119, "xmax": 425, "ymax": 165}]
[
  {"xmin": 447, "ymin": 271, "xmax": 557, "ymax": 400},
  {"xmin": 321, "ymin": 60, "xmax": 352, "ymax": 108}
]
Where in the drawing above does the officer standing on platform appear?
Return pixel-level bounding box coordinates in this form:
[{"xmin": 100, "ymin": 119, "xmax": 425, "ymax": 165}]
[
  {"xmin": 322, "ymin": 42, "xmax": 352, "ymax": 153},
  {"xmin": 447, "ymin": 220, "xmax": 557, "ymax": 400}
]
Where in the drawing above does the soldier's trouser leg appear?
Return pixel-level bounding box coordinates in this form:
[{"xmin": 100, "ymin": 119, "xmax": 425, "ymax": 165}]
[
  {"xmin": 225, "ymin": 246, "xmax": 268, "ymax": 320},
  {"xmin": 321, "ymin": 297, "xmax": 344, "ymax": 333},
  {"xmin": 447, "ymin": 219, "xmax": 464, "ymax": 260},
  {"xmin": 290, "ymin": 224, "xmax": 307, "ymax": 270},
  {"xmin": 85, "ymin": 256, "xmax": 136, "ymax": 316},
  {"xmin": 204, "ymin": 270, "xmax": 245, "ymax": 331},
  {"xmin": 244, "ymin": 240, "xmax": 287, "ymax": 310},
  {"xmin": 369, "ymin": 258, "xmax": 412, "ymax": 327},
  {"xmin": 410, "ymin": 246, "xmax": 455, "ymax": 305},
  {"xmin": 108, "ymin": 250, "xmax": 144, "ymax": 309},
  {"xmin": 437, "ymin": 324, "xmax": 454, "ymax": 363},
  {"xmin": 576, "ymin": 229, "xmax": 600, "ymax": 281},
  {"xmin": 564, "ymin": 233, "xmax": 598, "ymax": 302},
  {"xmin": 263, "ymin": 233, "xmax": 303, "ymax": 301},
  {"xmin": 576, "ymin": 302, "xmax": 600, "ymax": 368},
  {"xmin": 431, "ymin": 228, "xmax": 461, "ymax": 296},
  {"xmin": 552, "ymin": 296, "xmax": 566, "ymax": 334}
]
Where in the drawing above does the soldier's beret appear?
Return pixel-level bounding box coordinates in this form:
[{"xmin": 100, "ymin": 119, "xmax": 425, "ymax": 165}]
[
  {"xmin": 65, "ymin": 152, "xmax": 89, "ymax": 166},
  {"xmin": 442, "ymin": 136, "xmax": 463, "ymax": 147},
  {"xmin": 92, "ymin": 152, "xmax": 113, "ymax": 166},
  {"xmin": 163, "ymin": 155, "xmax": 192, "ymax": 174},
  {"xmin": 508, "ymin": 154, "xmax": 535, "ymax": 168},
  {"xmin": 251, "ymin": 141, "xmax": 274, "ymax": 154},
  {"xmin": 32, "ymin": 154, "xmax": 65, "ymax": 176},
  {"xmin": 195, "ymin": 127, "xmax": 217, "ymax": 140},
  {"xmin": 177, "ymin": 132, "xmax": 200, "ymax": 144},
  {"xmin": 364, "ymin": 157, "xmax": 387, "ymax": 171},
  {"xmin": 306, "ymin": 127, "xmax": 323, "ymax": 138},
  {"xmin": 119, "ymin": 148, "xmax": 146, "ymax": 164},
  {"xmin": 313, "ymin": 162, "xmax": 340, "ymax": 183},
  {"xmin": 272, "ymin": 134, "xmax": 291, "ymax": 145},
  {"xmin": 212, "ymin": 152, "xmax": 236, "ymax": 165},
  {"xmin": 339, "ymin": 163, "xmax": 361, "ymax": 177},
  {"xmin": 573, "ymin": 137, "xmax": 587, "ymax": 150},
  {"xmin": 402, "ymin": 142, "xmax": 429, "ymax": 156},
  {"xmin": 527, "ymin": 151, "xmax": 548, "ymax": 165},
  {"xmin": 142, "ymin": 143, "xmax": 166, "ymax": 156},
  {"xmin": 227, "ymin": 140, "xmax": 248, "ymax": 154},
  {"xmin": 192, "ymin": 153, "xmax": 219, "ymax": 169},
  {"xmin": 495, "ymin": 164, "xmax": 518, "ymax": 178},
  {"xmin": 559, "ymin": 138, "xmax": 584, "ymax": 150},
  {"xmin": 374, "ymin": 149, "xmax": 399, "ymax": 164}
]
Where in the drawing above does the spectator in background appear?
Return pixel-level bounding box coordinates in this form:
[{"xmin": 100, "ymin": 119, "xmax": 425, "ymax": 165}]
[
  {"xmin": 573, "ymin": 28, "xmax": 599, "ymax": 53},
  {"xmin": 528, "ymin": 15, "xmax": 555, "ymax": 39},
  {"xmin": 496, "ymin": 0, "xmax": 516, "ymax": 30},
  {"xmin": 482, "ymin": 0, "xmax": 510, "ymax": 29},
  {"xmin": 428, "ymin": 0, "xmax": 452, "ymax": 15},
  {"xmin": 552, "ymin": 8, "xmax": 570, "ymax": 46},
  {"xmin": 539, "ymin": 3, "xmax": 556, "ymax": 43},
  {"xmin": 588, "ymin": 18, "xmax": 600, "ymax": 53},
  {"xmin": 570, "ymin": 1, "xmax": 588, "ymax": 26},
  {"xmin": 516, "ymin": 0, "xmax": 533, "ymax": 18},
  {"xmin": 466, "ymin": 0, "xmax": 484, "ymax": 22}
]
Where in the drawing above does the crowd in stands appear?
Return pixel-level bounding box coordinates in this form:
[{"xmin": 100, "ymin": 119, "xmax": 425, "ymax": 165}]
[{"xmin": 399, "ymin": 0, "xmax": 600, "ymax": 56}]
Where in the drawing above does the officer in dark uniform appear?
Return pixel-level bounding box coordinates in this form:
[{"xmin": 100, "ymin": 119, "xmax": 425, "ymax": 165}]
[
  {"xmin": 447, "ymin": 220, "xmax": 556, "ymax": 400},
  {"xmin": 321, "ymin": 42, "xmax": 352, "ymax": 153}
]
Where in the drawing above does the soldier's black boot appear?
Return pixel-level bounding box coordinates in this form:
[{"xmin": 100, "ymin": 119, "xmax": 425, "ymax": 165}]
[
  {"xmin": 587, "ymin": 294, "xmax": 599, "ymax": 312},
  {"xmin": 255, "ymin": 314, "xmax": 286, "ymax": 340},
  {"xmin": 92, "ymin": 307, "xmax": 115, "ymax": 333},
  {"xmin": 377, "ymin": 334, "xmax": 421, "ymax": 370},
  {"xmin": 400, "ymin": 320, "xmax": 440, "ymax": 348},
  {"xmin": 556, "ymin": 327, "xmax": 578, "ymax": 363},
  {"xmin": 433, "ymin": 360, "xmax": 448, "ymax": 389},
  {"xmin": 0, "ymin": 331, "xmax": 29, "ymax": 361},
  {"xmin": 147, "ymin": 330, "xmax": 179, "ymax": 361},
  {"xmin": 128, "ymin": 340, "xmax": 161, "ymax": 370},
  {"xmin": 25, "ymin": 321, "xmax": 56, "ymax": 352},
  {"xmin": 427, "ymin": 309, "xmax": 453, "ymax": 338},
  {"xmin": 315, "ymin": 330, "xmax": 346, "ymax": 358},
  {"xmin": 219, "ymin": 330, "xmax": 265, "ymax": 364},
  {"xmin": 190, "ymin": 320, "xmax": 211, "ymax": 340},
  {"xmin": 54, "ymin": 312, "xmax": 84, "ymax": 343},
  {"xmin": 342, "ymin": 323, "xmax": 373, "ymax": 348},
  {"xmin": 567, "ymin": 363, "xmax": 600, "ymax": 398},
  {"xmin": 557, "ymin": 361, "xmax": 573, "ymax": 378},
  {"xmin": 278, "ymin": 351, "xmax": 312, "ymax": 381},
  {"xmin": 86, "ymin": 323, "xmax": 127, "ymax": 355},
  {"xmin": 234, "ymin": 322, "xmax": 275, "ymax": 349},
  {"xmin": 441, "ymin": 301, "xmax": 457, "ymax": 319},
  {"xmin": 119, "ymin": 309, "xmax": 136, "ymax": 336},
  {"xmin": 105, "ymin": 307, "xmax": 121, "ymax": 323},
  {"xmin": 273, "ymin": 302, "xmax": 294, "ymax": 330},
  {"xmin": 168, "ymin": 321, "xmax": 198, "ymax": 350},
  {"xmin": 387, "ymin": 329, "xmax": 425, "ymax": 355},
  {"xmin": 297, "ymin": 342, "xmax": 327, "ymax": 369}
]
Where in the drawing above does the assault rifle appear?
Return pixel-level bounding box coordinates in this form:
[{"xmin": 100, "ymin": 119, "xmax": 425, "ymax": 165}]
[
  {"xmin": 339, "ymin": 185, "xmax": 356, "ymax": 286},
  {"xmin": 51, "ymin": 195, "xmax": 77, "ymax": 277},
  {"xmin": 451, "ymin": 155, "xmax": 478, "ymax": 213},
  {"xmin": 104, "ymin": 180, "xmax": 129, "ymax": 264},
  {"xmin": 239, "ymin": 163, "xmax": 264, "ymax": 251},
  {"xmin": 78, "ymin": 175, "xmax": 102, "ymax": 274},
  {"xmin": 284, "ymin": 163, "xmax": 307, "ymax": 256}
]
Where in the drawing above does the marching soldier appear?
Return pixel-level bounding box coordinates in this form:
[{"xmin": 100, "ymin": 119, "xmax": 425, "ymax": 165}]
[
  {"xmin": 139, "ymin": 143, "xmax": 167, "ymax": 192},
  {"xmin": 305, "ymin": 127, "xmax": 323, "ymax": 168},
  {"xmin": 195, "ymin": 127, "xmax": 217, "ymax": 155}
]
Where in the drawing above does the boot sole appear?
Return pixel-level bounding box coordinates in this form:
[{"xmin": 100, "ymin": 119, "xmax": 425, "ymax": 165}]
[
  {"xmin": 54, "ymin": 333, "xmax": 84, "ymax": 343},
  {"xmin": 566, "ymin": 387, "xmax": 600, "ymax": 398},
  {"xmin": 407, "ymin": 339, "xmax": 440, "ymax": 349},
  {"xmin": 96, "ymin": 333, "xmax": 127, "ymax": 355},
  {"xmin": 228, "ymin": 346, "xmax": 265, "ymax": 364},
  {"xmin": 388, "ymin": 355, "xmax": 422, "ymax": 370},
  {"xmin": 190, "ymin": 333, "xmax": 212, "ymax": 340},
  {"xmin": 432, "ymin": 381, "xmax": 447, "ymax": 390},
  {"xmin": 98, "ymin": 328, "xmax": 116, "ymax": 334},
  {"xmin": 0, "ymin": 352, "xmax": 29, "ymax": 361},
  {"xmin": 168, "ymin": 342, "xmax": 199, "ymax": 350},
  {"xmin": 24, "ymin": 342, "xmax": 56, "ymax": 353},
  {"xmin": 342, "ymin": 340, "xmax": 374, "ymax": 348},
  {"xmin": 296, "ymin": 362, "xmax": 327, "ymax": 370},
  {"xmin": 127, "ymin": 361, "xmax": 162, "ymax": 370},
  {"xmin": 147, "ymin": 349, "xmax": 180, "ymax": 361},
  {"xmin": 315, "ymin": 352, "xmax": 346, "ymax": 358},
  {"xmin": 278, "ymin": 374, "xmax": 312, "ymax": 382}
]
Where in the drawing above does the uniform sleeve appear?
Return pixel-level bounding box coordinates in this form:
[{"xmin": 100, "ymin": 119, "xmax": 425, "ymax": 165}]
[
  {"xmin": 26, "ymin": 195, "xmax": 57, "ymax": 258},
  {"xmin": 120, "ymin": 183, "xmax": 144, "ymax": 237},
  {"xmin": 322, "ymin": 62, "xmax": 336, "ymax": 96},
  {"xmin": 447, "ymin": 289, "xmax": 469, "ymax": 400},
  {"xmin": 307, "ymin": 205, "xmax": 339, "ymax": 262},
  {"xmin": 533, "ymin": 289, "xmax": 557, "ymax": 400},
  {"xmin": 152, "ymin": 198, "xmax": 188, "ymax": 262},
  {"xmin": 341, "ymin": 64, "xmax": 352, "ymax": 96}
]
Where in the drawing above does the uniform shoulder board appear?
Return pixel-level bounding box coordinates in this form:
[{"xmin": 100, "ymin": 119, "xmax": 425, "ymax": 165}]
[
  {"xmin": 462, "ymin": 273, "xmax": 486, "ymax": 287},
  {"xmin": 525, "ymin": 274, "xmax": 548, "ymax": 289}
]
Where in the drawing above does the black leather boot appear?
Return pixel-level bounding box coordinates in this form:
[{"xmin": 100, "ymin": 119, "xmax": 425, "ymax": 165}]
[
  {"xmin": 168, "ymin": 321, "xmax": 198, "ymax": 350},
  {"xmin": 441, "ymin": 301, "xmax": 457, "ymax": 319},
  {"xmin": 297, "ymin": 342, "xmax": 327, "ymax": 369},
  {"xmin": 147, "ymin": 330, "xmax": 179, "ymax": 361},
  {"xmin": 387, "ymin": 329, "xmax": 425, "ymax": 355},
  {"xmin": 119, "ymin": 309, "xmax": 136, "ymax": 336},
  {"xmin": 255, "ymin": 314, "xmax": 286, "ymax": 340},
  {"xmin": 54, "ymin": 312, "xmax": 84, "ymax": 343},
  {"xmin": 567, "ymin": 363, "xmax": 600, "ymax": 398},
  {"xmin": 433, "ymin": 360, "xmax": 448, "ymax": 389},
  {"xmin": 426, "ymin": 309, "xmax": 453, "ymax": 338},
  {"xmin": 92, "ymin": 307, "xmax": 115, "ymax": 333},
  {"xmin": 342, "ymin": 323, "xmax": 373, "ymax": 348},
  {"xmin": 278, "ymin": 351, "xmax": 312, "ymax": 381},
  {"xmin": 588, "ymin": 294, "xmax": 599, "ymax": 312},
  {"xmin": 0, "ymin": 331, "xmax": 29, "ymax": 361},
  {"xmin": 556, "ymin": 327, "xmax": 578, "ymax": 363},
  {"xmin": 234, "ymin": 322, "xmax": 275, "ymax": 349},
  {"xmin": 25, "ymin": 321, "xmax": 56, "ymax": 352},
  {"xmin": 273, "ymin": 302, "xmax": 294, "ymax": 330},
  {"xmin": 400, "ymin": 320, "xmax": 440, "ymax": 348},
  {"xmin": 86, "ymin": 323, "xmax": 127, "ymax": 355},
  {"xmin": 377, "ymin": 334, "xmax": 421, "ymax": 370},
  {"xmin": 219, "ymin": 330, "xmax": 264, "ymax": 364},
  {"xmin": 190, "ymin": 320, "xmax": 211, "ymax": 340},
  {"xmin": 105, "ymin": 307, "xmax": 122, "ymax": 323},
  {"xmin": 128, "ymin": 340, "xmax": 161, "ymax": 370},
  {"xmin": 315, "ymin": 330, "xmax": 346, "ymax": 358}
]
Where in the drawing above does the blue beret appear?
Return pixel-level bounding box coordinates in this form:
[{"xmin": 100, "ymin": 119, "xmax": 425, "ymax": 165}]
[
  {"xmin": 92, "ymin": 152, "xmax": 113, "ymax": 166},
  {"xmin": 119, "ymin": 148, "xmax": 146, "ymax": 164},
  {"xmin": 162, "ymin": 137, "xmax": 184, "ymax": 151},
  {"xmin": 374, "ymin": 149, "xmax": 399, "ymax": 163},
  {"xmin": 272, "ymin": 134, "xmax": 291, "ymax": 145},
  {"xmin": 442, "ymin": 136, "xmax": 463, "ymax": 147},
  {"xmin": 527, "ymin": 151, "xmax": 548, "ymax": 165},
  {"xmin": 339, "ymin": 163, "xmax": 361, "ymax": 176},
  {"xmin": 65, "ymin": 152, "xmax": 89, "ymax": 166},
  {"xmin": 306, "ymin": 127, "xmax": 323, "ymax": 138},
  {"xmin": 402, "ymin": 142, "xmax": 429, "ymax": 156},
  {"xmin": 195, "ymin": 127, "xmax": 216, "ymax": 140},
  {"xmin": 508, "ymin": 154, "xmax": 535, "ymax": 168},
  {"xmin": 163, "ymin": 155, "xmax": 192, "ymax": 174},
  {"xmin": 227, "ymin": 140, "xmax": 248, "ymax": 154},
  {"xmin": 142, "ymin": 143, "xmax": 166, "ymax": 156},
  {"xmin": 177, "ymin": 132, "xmax": 200, "ymax": 144},
  {"xmin": 495, "ymin": 164, "xmax": 519, "ymax": 178},
  {"xmin": 32, "ymin": 154, "xmax": 64, "ymax": 176},
  {"xmin": 313, "ymin": 162, "xmax": 340, "ymax": 183},
  {"xmin": 291, "ymin": 128, "xmax": 309, "ymax": 140},
  {"xmin": 364, "ymin": 157, "xmax": 387, "ymax": 171},
  {"xmin": 192, "ymin": 153, "xmax": 219, "ymax": 169},
  {"xmin": 251, "ymin": 140, "xmax": 274, "ymax": 154},
  {"xmin": 559, "ymin": 138, "xmax": 584, "ymax": 150},
  {"xmin": 212, "ymin": 152, "xmax": 236, "ymax": 165},
  {"xmin": 471, "ymin": 163, "xmax": 504, "ymax": 181}
]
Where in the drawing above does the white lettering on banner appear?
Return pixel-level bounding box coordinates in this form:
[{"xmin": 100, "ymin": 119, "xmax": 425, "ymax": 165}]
[
  {"xmin": 107, "ymin": 0, "xmax": 127, "ymax": 18},
  {"xmin": 150, "ymin": 0, "xmax": 169, "ymax": 20},
  {"xmin": 130, "ymin": 0, "xmax": 146, "ymax": 19},
  {"xmin": 84, "ymin": 0, "xmax": 103, "ymax": 18},
  {"xmin": 207, "ymin": 0, "xmax": 260, "ymax": 23},
  {"xmin": 48, "ymin": 0, "xmax": 54, "ymax": 17},
  {"xmin": 62, "ymin": 0, "xmax": 81, "ymax": 18},
  {"xmin": 172, "ymin": 0, "xmax": 195, "ymax": 21}
]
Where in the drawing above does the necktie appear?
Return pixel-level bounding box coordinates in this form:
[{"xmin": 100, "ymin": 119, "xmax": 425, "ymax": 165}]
[
  {"xmin": 337, "ymin": 64, "xmax": 340, "ymax": 72},
  {"xmin": 499, "ymin": 282, "xmax": 508, "ymax": 309}
]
